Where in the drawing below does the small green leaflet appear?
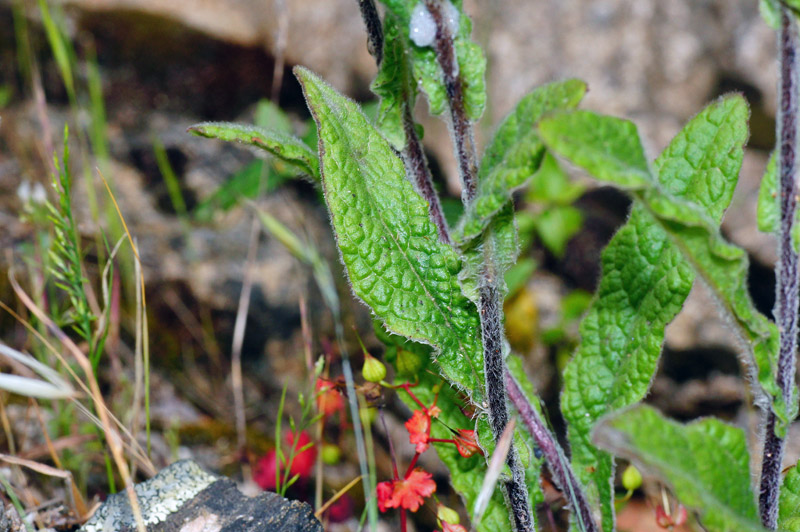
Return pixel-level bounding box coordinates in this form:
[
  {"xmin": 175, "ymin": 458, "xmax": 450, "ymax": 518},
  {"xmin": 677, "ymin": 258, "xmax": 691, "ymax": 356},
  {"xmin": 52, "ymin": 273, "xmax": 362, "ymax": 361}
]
[
  {"xmin": 541, "ymin": 96, "xmax": 756, "ymax": 531},
  {"xmin": 594, "ymin": 405, "xmax": 764, "ymax": 532},
  {"xmin": 455, "ymin": 79, "xmax": 586, "ymax": 244},
  {"xmin": 379, "ymin": 0, "xmax": 486, "ymax": 120},
  {"xmin": 295, "ymin": 66, "xmax": 486, "ymax": 399},
  {"xmin": 188, "ymin": 122, "xmax": 320, "ymax": 180},
  {"xmin": 370, "ymin": 13, "xmax": 417, "ymax": 149},
  {"xmin": 756, "ymin": 151, "xmax": 800, "ymax": 251},
  {"xmin": 780, "ymin": 462, "xmax": 800, "ymax": 531},
  {"xmin": 760, "ymin": 0, "xmax": 800, "ymax": 29}
]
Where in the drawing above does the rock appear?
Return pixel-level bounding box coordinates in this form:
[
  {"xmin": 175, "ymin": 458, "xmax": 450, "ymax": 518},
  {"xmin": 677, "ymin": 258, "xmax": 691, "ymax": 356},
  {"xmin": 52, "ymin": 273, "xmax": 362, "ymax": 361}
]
[{"xmin": 80, "ymin": 460, "xmax": 322, "ymax": 532}]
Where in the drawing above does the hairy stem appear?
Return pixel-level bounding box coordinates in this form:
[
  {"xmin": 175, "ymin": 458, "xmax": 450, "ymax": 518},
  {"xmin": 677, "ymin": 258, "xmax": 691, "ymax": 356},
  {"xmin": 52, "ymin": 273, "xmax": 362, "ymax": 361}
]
[
  {"xmin": 356, "ymin": 0, "xmax": 384, "ymax": 65},
  {"xmin": 417, "ymin": 3, "xmax": 533, "ymax": 528},
  {"xmin": 760, "ymin": 7, "xmax": 800, "ymax": 528},
  {"xmin": 401, "ymin": 104, "xmax": 453, "ymax": 245},
  {"xmin": 424, "ymin": 0, "xmax": 479, "ymax": 203},
  {"xmin": 505, "ymin": 371, "xmax": 599, "ymax": 532},
  {"xmin": 480, "ymin": 280, "xmax": 534, "ymax": 531}
]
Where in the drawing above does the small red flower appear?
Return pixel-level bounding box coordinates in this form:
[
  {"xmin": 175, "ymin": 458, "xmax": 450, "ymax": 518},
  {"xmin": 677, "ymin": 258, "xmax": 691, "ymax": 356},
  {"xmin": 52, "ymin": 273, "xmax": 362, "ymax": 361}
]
[
  {"xmin": 324, "ymin": 493, "xmax": 354, "ymax": 522},
  {"xmin": 380, "ymin": 468, "xmax": 436, "ymax": 512},
  {"xmin": 253, "ymin": 430, "xmax": 316, "ymax": 492},
  {"xmin": 440, "ymin": 524, "xmax": 469, "ymax": 532},
  {"xmin": 453, "ymin": 429, "xmax": 483, "ymax": 458},
  {"xmin": 316, "ymin": 378, "xmax": 345, "ymax": 416},
  {"xmin": 655, "ymin": 504, "xmax": 687, "ymax": 529},
  {"xmin": 406, "ymin": 409, "xmax": 432, "ymax": 453},
  {"xmin": 286, "ymin": 430, "xmax": 316, "ymax": 477},
  {"xmin": 254, "ymin": 450, "xmax": 279, "ymax": 491},
  {"xmin": 377, "ymin": 480, "xmax": 395, "ymax": 512}
]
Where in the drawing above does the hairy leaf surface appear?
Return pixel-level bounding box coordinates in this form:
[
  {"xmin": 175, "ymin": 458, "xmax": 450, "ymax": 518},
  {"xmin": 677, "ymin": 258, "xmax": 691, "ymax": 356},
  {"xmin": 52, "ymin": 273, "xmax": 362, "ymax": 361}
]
[
  {"xmin": 538, "ymin": 111, "xmax": 651, "ymax": 189},
  {"xmin": 543, "ymin": 97, "xmax": 754, "ymax": 530},
  {"xmin": 780, "ymin": 462, "xmax": 800, "ymax": 531},
  {"xmin": 296, "ymin": 67, "xmax": 485, "ymax": 398},
  {"xmin": 188, "ymin": 122, "xmax": 320, "ymax": 180},
  {"xmin": 454, "ymin": 79, "xmax": 586, "ymax": 243},
  {"xmin": 594, "ymin": 405, "xmax": 763, "ymax": 532},
  {"xmin": 370, "ymin": 13, "xmax": 416, "ymax": 149}
]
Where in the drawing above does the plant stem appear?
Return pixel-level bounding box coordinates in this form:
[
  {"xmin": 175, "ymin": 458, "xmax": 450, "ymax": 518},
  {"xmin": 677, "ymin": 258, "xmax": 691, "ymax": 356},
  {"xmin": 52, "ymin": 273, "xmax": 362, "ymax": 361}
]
[
  {"xmin": 421, "ymin": 3, "xmax": 533, "ymax": 528},
  {"xmin": 761, "ymin": 7, "xmax": 800, "ymax": 528},
  {"xmin": 356, "ymin": 0, "xmax": 384, "ymax": 65},
  {"xmin": 505, "ymin": 371, "xmax": 599, "ymax": 532},
  {"xmin": 424, "ymin": 0, "xmax": 479, "ymax": 203},
  {"xmin": 401, "ymin": 104, "xmax": 453, "ymax": 245}
]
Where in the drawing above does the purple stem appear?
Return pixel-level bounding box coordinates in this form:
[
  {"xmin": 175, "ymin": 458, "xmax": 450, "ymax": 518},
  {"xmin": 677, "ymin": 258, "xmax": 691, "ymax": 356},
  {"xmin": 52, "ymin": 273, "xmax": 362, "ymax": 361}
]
[
  {"xmin": 423, "ymin": 0, "xmax": 479, "ymax": 203},
  {"xmin": 421, "ymin": 2, "xmax": 533, "ymax": 529},
  {"xmin": 356, "ymin": 0, "xmax": 384, "ymax": 65},
  {"xmin": 505, "ymin": 371, "xmax": 599, "ymax": 532},
  {"xmin": 760, "ymin": 7, "xmax": 800, "ymax": 528},
  {"xmin": 401, "ymin": 104, "xmax": 453, "ymax": 245}
]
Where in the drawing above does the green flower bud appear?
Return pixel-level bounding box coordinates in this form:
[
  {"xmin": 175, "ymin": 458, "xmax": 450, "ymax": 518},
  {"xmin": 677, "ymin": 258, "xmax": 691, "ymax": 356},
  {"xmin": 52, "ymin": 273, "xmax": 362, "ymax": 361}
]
[
  {"xmin": 362, "ymin": 353, "xmax": 387, "ymax": 382},
  {"xmin": 437, "ymin": 504, "xmax": 460, "ymax": 525},
  {"xmin": 622, "ymin": 464, "xmax": 642, "ymax": 492},
  {"xmin": 321, "ymin": 443, "xmax": 341, "ymax": 465}
]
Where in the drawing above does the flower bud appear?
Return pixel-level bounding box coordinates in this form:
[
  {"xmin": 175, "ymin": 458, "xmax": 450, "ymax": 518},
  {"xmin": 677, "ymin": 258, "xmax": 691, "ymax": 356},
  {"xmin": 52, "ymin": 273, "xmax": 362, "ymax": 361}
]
[
  {"xmin": 321, "ymin": 443, "xmax": 341, "ymax": 465},
  {"xmin": 437, "ymin": 504, "xmax": 460, "ymax": 525},
  {"xmin": 621, "ymin": 464, "xmax": 642, "ymax": 492},
  {"xmin": 362, "ymin": 353, "xmax": 387, "ymax": 382}
]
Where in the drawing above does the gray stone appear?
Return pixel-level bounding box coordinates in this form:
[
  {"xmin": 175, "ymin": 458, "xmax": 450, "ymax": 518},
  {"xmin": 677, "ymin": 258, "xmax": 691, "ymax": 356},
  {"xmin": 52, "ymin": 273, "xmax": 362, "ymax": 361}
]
[{"xmin": 80, "ymin": 460, "xmax": 322, "ymax": 532}]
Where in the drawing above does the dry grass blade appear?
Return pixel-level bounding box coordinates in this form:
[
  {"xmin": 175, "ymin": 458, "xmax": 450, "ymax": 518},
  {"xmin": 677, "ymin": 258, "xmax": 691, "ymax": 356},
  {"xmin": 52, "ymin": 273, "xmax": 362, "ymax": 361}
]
[
  {"xmin": 8, "ymin": 273, "xmax": 147, "ymax": 532},
  {"xmin": 472, "ymin": 419, "xmax": 515, "ymax": 528},
  {"xmin": 314, "ymin": 475, "xmax": 362, "ymax": 519},
  {"xmin": 0, "ymin": 343, "xmax": 75, "ymax": 399}
]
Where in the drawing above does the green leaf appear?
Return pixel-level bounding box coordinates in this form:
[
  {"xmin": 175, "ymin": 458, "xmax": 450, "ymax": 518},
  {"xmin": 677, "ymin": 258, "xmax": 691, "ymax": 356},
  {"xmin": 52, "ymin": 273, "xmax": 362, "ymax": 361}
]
[
  {"xmin": 458, "ymin": 205, "xmax": 518, "ymax": 303},
  {"xmin": 295, "ymin": 66, "xmax": 485, "ymax": 398},
  {"xmin": 593, "ymin": 405, "xmax": 763, "ymax": 532},
  {"xmin": 757, "ymin": 151, "xmax": 779, "ymax": 233},
  {"xmin": 756, "ymin": 151, "xmax": 800, "ymax": 251},
  {"xmin": 538, "ymin": 110, "xmax": 652, "ymax": 190},
  {"xmin": 380, "ymin": 0, "xmax": 486, "ymax": 119},
  {"xmin": 527, "ymin": 152, "xmax": 585, "ymax": 205},
  {"xmin": 188, "ymin": 121, "xmax": 320, "ymax": 180},
  {"xmin": 371, "ymin": 13, "xmax": 417, "ymax": 149},
  {"xmin": 780, "ymin": 462, "xmax": 800, "ymax": 531},
  {"xmin": 455, "ymin": 80, "xmax": 586, "ymax": 243},
  {"xmin": 534, "ymin": 205, "xmax": 582, "ymax": 258},
  {"xmin": 553, "ymin": 96, "xmax": 753, "ymax": 531},
  {"xmin": 760, "ymin": 0, "xmax": 781, "ymax": 29}
]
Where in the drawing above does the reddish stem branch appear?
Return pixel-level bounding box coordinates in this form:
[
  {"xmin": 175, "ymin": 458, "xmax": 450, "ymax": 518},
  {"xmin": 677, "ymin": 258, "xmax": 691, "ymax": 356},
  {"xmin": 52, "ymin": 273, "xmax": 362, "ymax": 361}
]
[
  {"xmin": 760, "ymin": 7, "xmax": 800, "ymax": 528},
  {"xmin": 424, "ymin": 0, "xmax": 479, "ymax": 203},
  {"xmin": 402, "ymin": 104, "xmax": 453, "ymax": 245},
  {"xmin": 505, "ymin": 372, "xmax": 599, "ymax": 532}
]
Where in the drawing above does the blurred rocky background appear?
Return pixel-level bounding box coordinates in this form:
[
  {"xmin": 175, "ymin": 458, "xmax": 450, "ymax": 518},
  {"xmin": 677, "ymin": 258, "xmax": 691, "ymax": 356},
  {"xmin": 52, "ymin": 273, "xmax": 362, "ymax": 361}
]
[{"xmin": 0, "ymin": 0, "xmax": 785, "ymax": 529}]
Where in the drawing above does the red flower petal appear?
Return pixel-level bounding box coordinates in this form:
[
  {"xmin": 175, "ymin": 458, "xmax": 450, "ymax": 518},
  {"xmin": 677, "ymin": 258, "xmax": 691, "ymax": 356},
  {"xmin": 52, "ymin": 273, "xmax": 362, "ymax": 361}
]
[
  {"xmin": 441, "ymin": 523, "xmax": 469, "ymax": 532},
  {"xmin": 253, "ymin": 450, "xmax": 278, "ymax": 491},
  {"xmin": 377, "ymin": 481, "xmax": 394, "ymax": 512},
  {"xmin": 405, "ymin": 410, "xmax": 431, "ymax": 454},
  {"xmin": 453, "ymin": 429, "xmax": 483, "ymax": 458},
  {"xmin": 286, "ymin": 430, "xmax": 316, "ymax": 478},
  {"xmin": 316, "ymin": 378, "xmax": 344, "ymax": 416},
  {"xmin": 388, "ymin": 468, "xmax": 436, "ymax": 512}
]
